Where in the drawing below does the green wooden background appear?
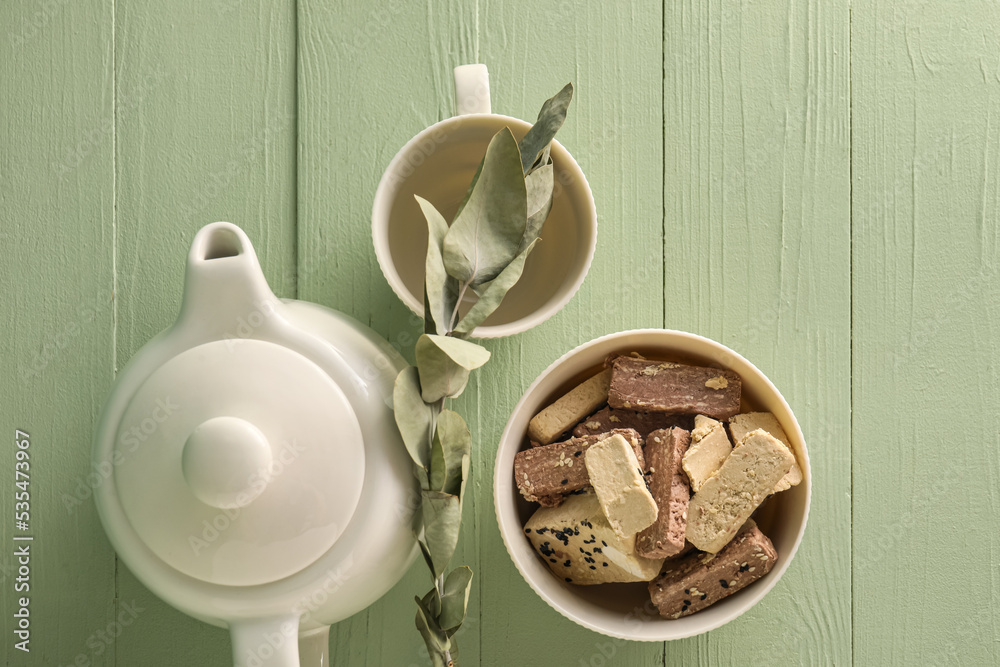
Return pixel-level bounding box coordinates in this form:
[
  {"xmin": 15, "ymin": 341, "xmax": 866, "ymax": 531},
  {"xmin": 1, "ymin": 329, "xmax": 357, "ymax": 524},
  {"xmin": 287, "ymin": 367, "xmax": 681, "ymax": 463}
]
[{"xmin": 2, "ymin": 0, "xmax": 997, "ymax": 665}]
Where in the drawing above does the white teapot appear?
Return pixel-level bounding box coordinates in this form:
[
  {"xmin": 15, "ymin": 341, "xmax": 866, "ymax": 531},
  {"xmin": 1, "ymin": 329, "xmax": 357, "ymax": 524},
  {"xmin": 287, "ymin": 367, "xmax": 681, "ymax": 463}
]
[{"xmin": 92, "ymin": 222, "xmax": 418, "ymax": 666}]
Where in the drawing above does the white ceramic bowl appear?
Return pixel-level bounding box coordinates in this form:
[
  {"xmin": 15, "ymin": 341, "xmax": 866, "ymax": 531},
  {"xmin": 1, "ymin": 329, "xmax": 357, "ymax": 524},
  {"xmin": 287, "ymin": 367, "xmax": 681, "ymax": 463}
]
[{"xmin": 494, "ymin": 329, "xmax": 811, "ymax": 640}]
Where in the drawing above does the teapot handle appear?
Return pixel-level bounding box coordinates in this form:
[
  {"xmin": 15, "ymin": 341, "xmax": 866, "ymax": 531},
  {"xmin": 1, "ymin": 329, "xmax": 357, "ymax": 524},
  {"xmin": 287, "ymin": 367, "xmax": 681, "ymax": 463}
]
[{"xmin": 230, "ymin": 615, "xmax": 300, "ymax": 667}]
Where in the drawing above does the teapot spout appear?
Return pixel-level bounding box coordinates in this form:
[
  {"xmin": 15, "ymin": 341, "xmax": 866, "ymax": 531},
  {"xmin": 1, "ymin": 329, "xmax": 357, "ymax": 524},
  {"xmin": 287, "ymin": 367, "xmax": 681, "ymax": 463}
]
[{"xmin": 176, "ymin": 222, "xmax": 284, "ymax": 340}]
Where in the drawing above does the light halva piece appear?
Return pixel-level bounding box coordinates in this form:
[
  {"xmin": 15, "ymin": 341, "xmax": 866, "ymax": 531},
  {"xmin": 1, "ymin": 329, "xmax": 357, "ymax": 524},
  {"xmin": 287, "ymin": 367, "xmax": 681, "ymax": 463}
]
[
  {"xmin": 515, "ymin": 429, "xmax": 644, "ymax": 506},
  {"xmin": 527, "ymin": 369, "xmax": 612, "ymax": 445},
  {"xmin": 636, "ymin": 427, "xmax": 692, "ymax": 558},
  {"xmin": 685, "ymin": 429, "xmax": 794, "ymax": 553},
  {"xmin": 584, "ymin": 434, "xmax": 658, "ymax": 539},
  {"xmin": 524, "ymin": 492, "xmax": 664, "ymax": 585},
  {"xmin": 572, "ymin": 406, "xmax": 694, "ymax": 439},
  {"xmin": 728, "ymin": 411, "xmax": 802, "ymax": 493},
  {"xmin": 682, "ymin": 415, "xmax": 733, "ymax": 492},
  {"xmin": 607, "ymin": 357, "xmax": 741, "ymax": 420},
  {"xmin": 649, "ymin": 519, "xmax": 777, "ymax": 619}
]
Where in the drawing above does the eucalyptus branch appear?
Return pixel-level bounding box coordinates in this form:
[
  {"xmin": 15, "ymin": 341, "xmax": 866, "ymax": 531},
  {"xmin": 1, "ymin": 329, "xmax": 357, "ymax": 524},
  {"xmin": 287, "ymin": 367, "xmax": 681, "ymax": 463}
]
[{"xmin": 392, "ymin": 82, "xmax": 573, "ymax": 666}]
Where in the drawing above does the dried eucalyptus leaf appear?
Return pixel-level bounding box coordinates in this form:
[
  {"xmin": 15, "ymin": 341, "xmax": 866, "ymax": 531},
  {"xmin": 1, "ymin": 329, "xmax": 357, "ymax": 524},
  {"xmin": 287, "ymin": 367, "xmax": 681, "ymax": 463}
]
[
  {"xmin": 416, "ymin": 195, "xmax": 457, "ymax": 336},
  {"xmin": 439, "ymin": 566, "xmax": 474, "ymax": 633},
  {"xmin": 420, "ymin": 586, "xmax": 442, "ymax": 619},
  {"xmin": 519, "ymin": 83, "xmax": 574, "ymax": 175},
  {"xmin": 520, "ymin": 163, "xmax": 554, "ymax": 255},
  {"xmin": 442, "ymin": 128, "xmax": 527, "ymax": 288},
  {"xmin": 429, "ymin": 426, "xmax": 447, "ymax": 492},
  {"xmin": 393, "ymin": 367, "xmax": 433, "ymax": 469},
  {"xmin": 435, "ymin": 409, "xmax": 471, "ymax": 496},
  {"xmin": 453, "ymin": 157, "xmax": 484, "ymax": 223},
  {"xmin": 421, "ymin": 489, "xmax": 462, "ymax": 578},
  {"xmin": 453, "ymin": 239, "xmax": 540, "ymax": 336},
  {"xmin": 415, "ymin": 334, "xmax": 491, "ymax": 402},
  {"xmin": 414, "ymin": 595, "xmax": 451, "ymax": 667},
  {"xmin": 459, "ymin": 453, "xmax": 471, "ymax": 504}
]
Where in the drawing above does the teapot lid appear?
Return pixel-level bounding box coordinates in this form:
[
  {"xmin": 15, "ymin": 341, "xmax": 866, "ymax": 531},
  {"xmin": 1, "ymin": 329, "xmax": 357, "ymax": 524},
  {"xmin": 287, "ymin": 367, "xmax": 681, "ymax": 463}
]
[{"xmin": 110, "ymin": 224, "xmax": 366, "ymax": 587}]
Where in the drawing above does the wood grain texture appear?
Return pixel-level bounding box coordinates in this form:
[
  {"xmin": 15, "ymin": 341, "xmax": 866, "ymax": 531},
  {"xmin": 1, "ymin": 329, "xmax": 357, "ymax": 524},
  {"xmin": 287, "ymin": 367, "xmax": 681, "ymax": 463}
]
[
  {"xmin": 0, "ymin": 2, "xmax": 117, "ymax": 666},
  {"xmin": 112, "ymin": 0, "xmax": 297, "ymax": 664},
  {"xmin": 5, "ymin": 0, "xmax": 1000, "ymax": 664},
  {"xmin": 663, "ymin": 0, "xmax": 852, "ymax": 664},
  {"xmin": 853, "ymin": 1, "xmax": 1000, "ymax": 664}
]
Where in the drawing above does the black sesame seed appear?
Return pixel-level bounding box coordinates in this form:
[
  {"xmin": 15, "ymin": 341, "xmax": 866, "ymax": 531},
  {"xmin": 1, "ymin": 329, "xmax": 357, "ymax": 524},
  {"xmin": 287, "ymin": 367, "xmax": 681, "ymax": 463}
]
[
  {"xmin": 739, "ymin": 564, "xmax": 749, "ymax": 573},
  {"xmin": 549, "ymin": 558, "xmax": 556, "ymax": 563},
  {"xmin": 719, "ymin": 580, "xmax": 729, "ymax": 589},
  {"xmin": 564, "ymin": 560, "xmax": 571, "ymax": 567},
  {"xmin": 593, "ymin": 547, "xmax": 602, "ymax": 553},
  {"xmin": 524, "ymin": 528, "xmax": 532, "ymax": 533},
  {"xmin": 684, "ymin": 589, "xmax": 689, "ymax": 594},
  {"xmin": 602, "ymin": 562, "xmax": 608, "ymax": 567},
  {"xmin": 560, "ymin": 479, "xmax": 568, "ymax": 485},
  {"xmin": 574, "ymin": 450, "xmax": 582, "ymax": 457},
  {"xmin": 589, "ymin": 565, "xmax": 596, "ymax": 570},
  {"xmin": 683, "ymin": 600, "xmax": 690, "ymax": 605},
  {"xmin": 565, "ymin": 577, "xmax": 572, "ymax": 582},
  {"xmin": 602, "ymin": 540, "xmax": 608, "ymax": 547},
  {"xmin": 700, "ymin": 594, "xmax": 707, "ymax": 601}
]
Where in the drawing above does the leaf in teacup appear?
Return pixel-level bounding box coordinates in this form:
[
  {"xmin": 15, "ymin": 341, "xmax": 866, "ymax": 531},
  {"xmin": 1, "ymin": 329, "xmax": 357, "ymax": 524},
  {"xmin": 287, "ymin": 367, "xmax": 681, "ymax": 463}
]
[
  {"xmin": 519, "ymin": 82, "xmax": 574, "ymax": 175},
  {"xmin": 416, "ymin": 196, "xmax": 458, "ymax": 336},
  {"xmin": 429, "ymin": 409, "xmax": 471, "ymax": 495},
  {"xmin": 520, "ymin": 163, "xmax": 554, "ymax": 255},
  {"xmin": 420, "ymin": 489, "xmax": 462, "ymax": 578},
  {"xmin": 415, "ymin": 334, "xmax": 491, "ymax": 402},
  {"xmin": 442, "ymin": 128, "xmax": 527, "ymax": 288},
  {"xmin": 393, "ymin": 367, "xmax": 433, "ymax": 475},
  {"xmin": 453, "ymin": 239, "xmax": 540, "ymax": 337},
  {"xmin": 439, "ymin": 566, "xmax": 474, "ymax": 634},
  {"xmin": 453, "ymin": 157, "xmax": 484, "ymax": 223}
]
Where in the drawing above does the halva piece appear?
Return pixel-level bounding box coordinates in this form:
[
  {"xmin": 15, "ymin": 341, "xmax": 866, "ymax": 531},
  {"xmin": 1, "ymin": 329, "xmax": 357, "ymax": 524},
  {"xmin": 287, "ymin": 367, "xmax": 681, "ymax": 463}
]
[
  {"xmin": 527, "ymin": 369, "xmax": 612, "ymax": 445},
  {"xmin": 649, "ymin": 520, "xmax": 777, "ymax": 619},
  {"xmin": 524, "ymin": 492, "xmax": 664, "ymax": 584},
  {"xmin": 572, "ymin": 406, "xmax": 694, "ymax": 439},
  {"xmin": 685, "ymin": 429, "xmax": 794, "ymax": 553},
  {"xmin": 728, "ymin": 411, "xmax": 802, "ymax": 493},
  {"xmin": 682, "ymin": 415, "xmax": 733, "ymax": 492},
  {"xmin": 584, "ymin": 434, "xmax": 658, "ymax": 538},
  {"xmin": 607, "ymin": 357, "xmax": 741, "ymax": 420},
  {"xmin": 515, "ymin": 429, "xmax": 644, "ymax": 506},
  {"xmin": 636, "ymin": 427, "xmax": 692, "ymax": 558}
]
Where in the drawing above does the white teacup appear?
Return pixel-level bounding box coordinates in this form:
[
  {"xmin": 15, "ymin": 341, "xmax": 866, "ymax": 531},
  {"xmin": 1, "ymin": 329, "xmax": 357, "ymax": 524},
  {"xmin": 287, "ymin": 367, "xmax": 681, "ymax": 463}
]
[{"xmin": 371, "ymin": 64, "xmax": 597, "ymax": 338}]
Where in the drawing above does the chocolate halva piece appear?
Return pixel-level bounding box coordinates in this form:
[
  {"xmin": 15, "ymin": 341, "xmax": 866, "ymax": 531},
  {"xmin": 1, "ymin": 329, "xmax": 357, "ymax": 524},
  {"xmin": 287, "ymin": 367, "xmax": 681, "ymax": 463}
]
[
  {"xmin": 525, "ymin": 492, "xmax": 665, "ymax": 585},
  {"xmin": 636, "ymin": 428, "xmax": 692, "ymax": 558},
  {"xmin": 682, "ymin": 415, "xmax": 733, "ymax": 492},
  {"xmin": 728, "ymin": 412, "xmax": 802, "ymax": 493},
  {"xmin": 528, "ymin": 369, "xmax": 612, "ymax": 445},
  {"xmin": 607, "ymin": 357, "xmax": 741, "ymax": 420},
  {"xmin": 685, "ymin": 429, "xmax": 794, "ymax": 553},
  {"xmin": 515, "ymin": 429, "xmax": 644, "ymax": 506},
  {"xmin": 572, "ymin": 406, "xmax": 694, "ymax": 439},
  {"xmin": 649, "ymin": 520, "xmax": 777, "ymax": 619},
  {"xmin": 584, "ymin": 434, "xmax": 658, "ymax": 539}
]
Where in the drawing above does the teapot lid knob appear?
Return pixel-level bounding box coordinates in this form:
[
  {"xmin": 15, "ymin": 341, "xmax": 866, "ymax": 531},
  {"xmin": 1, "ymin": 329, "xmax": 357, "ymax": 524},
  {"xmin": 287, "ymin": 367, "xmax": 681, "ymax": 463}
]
[{"xmin": 182, "ymin": 416, "xmax": 273, "ymax": 509}]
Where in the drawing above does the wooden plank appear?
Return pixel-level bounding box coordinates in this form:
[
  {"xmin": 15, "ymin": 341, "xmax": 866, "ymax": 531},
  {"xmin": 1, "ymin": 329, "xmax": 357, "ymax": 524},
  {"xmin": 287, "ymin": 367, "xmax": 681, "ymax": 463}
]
[
  {"xmin": 112, "ymin": 1, "xmax": 297, "ymax": 664},
  {"xmin": 0, "ymin": 2, "xmax": 116, "ymax": 666},
  {"xmin": 662, "ymin": 0, "xmax": 852, "ymax": 664},
  {"xmin": 852, "ymin": 2, "xmax": 1000, "ymax": 664},
  {"xmin": 297, "ymin": 0, "xmax": 665, "ymax": 663},
  {"xmin": 296, "ymin": 3, "xmax": 470, "ymax": 664}
]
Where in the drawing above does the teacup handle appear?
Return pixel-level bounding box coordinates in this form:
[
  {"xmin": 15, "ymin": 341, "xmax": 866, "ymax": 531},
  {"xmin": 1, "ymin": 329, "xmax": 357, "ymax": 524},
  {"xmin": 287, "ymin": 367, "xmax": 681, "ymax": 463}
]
[{"xmin": 454, "ymin": 64, "xmax": 491, "ymax": 115}]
